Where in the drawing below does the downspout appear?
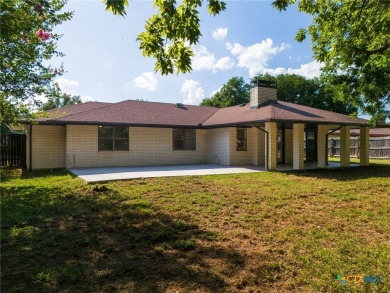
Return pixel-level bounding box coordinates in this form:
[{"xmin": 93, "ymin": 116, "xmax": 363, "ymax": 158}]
[
  {"xmin": 253, "ymin": 123, "xmax": 269, "ymax": 171},
  {"xmin": 29, "ymin": 124, "xmax": 32, "ymax": 171},
  {"xmin": 326, "ymin": 126, "xmax": 341, "ymax": 166}
]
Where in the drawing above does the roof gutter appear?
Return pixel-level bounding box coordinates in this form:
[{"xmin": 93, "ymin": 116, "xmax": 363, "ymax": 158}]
[
  {"xmin": 253, "ymin": 122, "xmax": 269, "ymax": 171},
  {"xmin": 326, "ymin": 126, "xmax": 342, "ymax": 166}
]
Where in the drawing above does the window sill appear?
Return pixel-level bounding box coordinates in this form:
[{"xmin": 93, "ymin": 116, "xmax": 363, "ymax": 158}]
[
  {"xmin": 98, "ymin": 150, "xmax": 130, "ymax": 152},
  {"xmin": 172, "ymin": 149, "xmax": 197, "ymax": 151}
]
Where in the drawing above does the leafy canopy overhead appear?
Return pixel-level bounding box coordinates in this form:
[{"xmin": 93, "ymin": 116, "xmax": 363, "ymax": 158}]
[
  {"xmin": 0, "ymin": 0, "xmax": 73, "ymax": 123},
  {"xmin": 278, "ymin": 0, "xmax": 390, "ymax": 123},
  {"xmin": 103, "ymin": 0, "xmax": 226, "ymax": 75},
  {"xmin": 201, "ymin": 75, "xmax": 357, "ymax": 116},
  {"xmin": 103, "ymin": 0, "xmax": 389, "ymax": 123}
]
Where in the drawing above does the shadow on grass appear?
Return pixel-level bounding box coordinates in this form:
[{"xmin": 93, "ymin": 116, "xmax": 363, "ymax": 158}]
[
  {"xmin": 1, "ymin": 183, "xmax": 245, "ymax": 292},
  {"xmin": 0, "ymin": 168, "xmax": 76, "ymax": 183},
  {"xmin": 284, "ymin": 164, "xmax": 390, "ymax": 181}
]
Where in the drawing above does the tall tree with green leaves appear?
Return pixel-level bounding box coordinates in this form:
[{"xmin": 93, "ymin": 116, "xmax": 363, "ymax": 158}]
[
  {"xmin": 201, "ymin": 74, "xmax": 357, "ymax": 115},
  {"xmin": 40, "ymin": 83, "xmax": 82, "ymax": 111},
  {"xmin": 103, "ymin": 0, "xmax": 389, "ymax": 123},
  {"xmin": 255, "ymin": 74, "xmax": 358, "ymax": 115},
  {"xmin": 0, "ymin": 0, "xmax": 73, "ymax": 123},
  {"xmin": 201, "ymin": 77, "xmax": 250, "ymax": 108},
  {"xmin": 275, "ymin": 0, "xmax": 390, "ymax": 124}
]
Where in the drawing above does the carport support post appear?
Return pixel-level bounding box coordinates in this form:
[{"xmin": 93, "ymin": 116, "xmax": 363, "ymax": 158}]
[
  {"xmin": 359, "ymin": 126, "xmax": 369, "ymax": 166},
  {"xmin": 317, "ymin": 125, "xmax": 328, "ymax": 168},
  {"xmin": 293, "ymin": 123, "xmax": 305, "ymax": 170},
  {"xmin": 265, "ymin": 122, "xmax": 277, "ymax": 170},
  {"xmin": 340, "ymin": 126, "xmax": 350, "ymax": 167}
]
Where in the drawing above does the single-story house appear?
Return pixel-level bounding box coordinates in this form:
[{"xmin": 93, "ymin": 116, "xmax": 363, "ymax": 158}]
[{"xmin": 23, "ymin": 80, "xmax": 371, "ymax": 170}]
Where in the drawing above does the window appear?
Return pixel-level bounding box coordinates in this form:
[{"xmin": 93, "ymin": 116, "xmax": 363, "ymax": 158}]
[
  {"xmin": 98, "ymin": 126, "xmax": 129, "ymax": 151},
  {"xmin": 173, "ymin": 129, "xmax": 196, "ymax": 150},
  {"xmin": 236, "ymin": 128, "xmax": 247, "ymax": 151}
]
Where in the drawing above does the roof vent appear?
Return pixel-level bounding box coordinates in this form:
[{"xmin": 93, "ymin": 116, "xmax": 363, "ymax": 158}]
[
  {"xmin": 239, "ymin": 103, "xmax": 246, "ymax": 107},
  {"xmin": 176, "ymin": 103, "xmax": 187, "ymax": 109}
]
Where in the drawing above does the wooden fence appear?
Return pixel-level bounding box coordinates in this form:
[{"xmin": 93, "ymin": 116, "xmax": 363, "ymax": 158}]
[
  {"xmin": 0, "ymin": 133, "xmax": 27, "ymax": 167},
  {"xmin": 328, "ymin": 137, "xmax": 390, "ymax": 159}
]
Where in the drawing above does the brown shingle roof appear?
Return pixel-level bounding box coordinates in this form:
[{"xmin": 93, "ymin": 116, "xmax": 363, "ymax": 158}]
[
  {"xmin": 37, "ymin": 101, "xmax": 112, "ymax": 120},
  {"xmin": 34, "ymin": 100, "xmax": 369, "ymax": 127},
  {"xmin": 38, "ymin": 100, "xmax": 219, "ymax": 127},
  {"xmin": 202, "ymin": 101, "xmax": 367, "ymax": 126}
]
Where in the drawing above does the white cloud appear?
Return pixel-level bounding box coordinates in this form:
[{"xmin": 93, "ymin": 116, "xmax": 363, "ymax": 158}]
[
  {"xmin": 55, "ymin": 78, "xmax": 80, "ymax": 96},
  {"xmin": 192, "ymin": 45, "xmax": 234, "ymax": 72},
  {"xmin": 212, "ymin": 27, "xmax": 228, "ymax": 41},
  {"xmin": 133, "ymin": 72, "xmax": 158, "ymax": 91},
  {"xmin": 181, "ymin": 80, "xmax": 205, "ymax": 105},
  {"xmin": 42, "ymin": 78, "xmax": 95, "ymax": 103},
  {"xmin": 226, "ymin": 38, "xmax": 288, "ymax": 77},
  {"xmin": 80, "ymin": 95, "xmax": 94, "ymax": 102},
  {"xmin": 214, "ymin": 57, "xmax": 235, "ymax": 71},
  {"xmin": 264, "ymin": 61, "xmax": 323, "ymax": 79}
]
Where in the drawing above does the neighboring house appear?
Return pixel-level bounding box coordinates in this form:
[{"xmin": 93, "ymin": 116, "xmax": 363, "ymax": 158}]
[
  {"xmin": 23, "ymin": 80, "xmax": 371, "ymax": 170},
  {"xmin": 330, "ymin": 128, "xmax": 390, "ymax": 159}
]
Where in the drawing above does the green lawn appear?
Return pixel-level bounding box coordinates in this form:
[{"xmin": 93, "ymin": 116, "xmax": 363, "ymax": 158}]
[{"xmin": 1, "ymin": 161, "xmax": 390, "ymax": 292}]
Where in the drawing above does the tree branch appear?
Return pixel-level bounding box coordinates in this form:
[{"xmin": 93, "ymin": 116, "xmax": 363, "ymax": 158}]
[{"xmin": 352, "ymin": 44, "xmax": 389, "ymax": 55}]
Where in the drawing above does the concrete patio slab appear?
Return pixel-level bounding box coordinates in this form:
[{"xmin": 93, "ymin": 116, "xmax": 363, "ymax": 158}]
[{"xmin": 69, "ymin": 164, "xmax": 266, "ymax": 183}]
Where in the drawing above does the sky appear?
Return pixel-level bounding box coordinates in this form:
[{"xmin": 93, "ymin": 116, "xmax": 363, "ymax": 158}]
[{"xmin": 50, "ymin": 0, "xmax": 320, "ymax": 106}]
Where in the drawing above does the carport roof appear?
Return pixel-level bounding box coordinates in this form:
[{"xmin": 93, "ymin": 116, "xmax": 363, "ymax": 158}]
[{"xmin": 32, "ymin": 99, "xmax": 368, "ymax": 127}]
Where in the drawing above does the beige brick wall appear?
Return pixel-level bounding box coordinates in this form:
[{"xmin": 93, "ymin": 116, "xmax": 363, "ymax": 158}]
[
  {"xmin": 265, "ymin": 122, "xmax": 278, "ymax": 170},
  {"xmin": 317, "ymin": 125, "xmax": 328, "ymax": 168},
  {"xmin": 26, "ymin": 123, "xmax": 331, "ymax": 170},
  {"xmin": 26, "ymin": 125, "xmax": 66, "ymax": 169},
  {"xmin": 205, "ymin": 128, "xmax": 231, "ymax": 165},
  {"xmin": 65, "ymin": 125, "xmax": 207, "ymax": 168},
  {"xmin": 284, "ymin": 129, "xmax": 293, "ymax": 164},
  {"xmin": 230, "ymin": 127, "xmax": 253, "ymax": 165},
  {"xmin": 251, "ymin": 127, "xmax": 259, "ymax": 165},
  {"xmin": 258, "ymin": 128, "xmax": 266, "ymax": 166},
  {"xmin": 251, "ymin": 127, "xmax": 266, "ymax": 166},
  {"xmin": 293, "ymin": 123, "xmax": 304, "ymax": 170}
]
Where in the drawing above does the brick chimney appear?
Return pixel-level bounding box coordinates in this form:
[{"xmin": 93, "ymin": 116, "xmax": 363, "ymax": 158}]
[{"xmin": 250, "ymin": 79, "xmax": 277, "ymax": 109}]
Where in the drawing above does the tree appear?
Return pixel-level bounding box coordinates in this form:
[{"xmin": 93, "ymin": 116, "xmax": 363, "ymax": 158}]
[
  {"xmin": 275, "ymin": 0, "xmax": 390, "ymax": 124},
  {"xmin": 40, "ymin": 83, "xmax": 82, "ymax": 111},
  {"xmin": 201, "ymin": 74, "xmax": 357, "ymax": 115},
  {"xmin": 103, "ymin": 0, "xmax": 226, "ymax": 75},
  {"xmin": 201, "ymin": 77, "xmax": 250, "ymax": 108},
  {"xmin": 0, "ymin": 0, "xmax": 73, "ymax": 123},
  {"xmin": 254, "ymin": 74, "xmax": 357, "ymax": 115},
  {"xmin": 103, "ymin": 0, "xmax": 389, "ymax": 123}
]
